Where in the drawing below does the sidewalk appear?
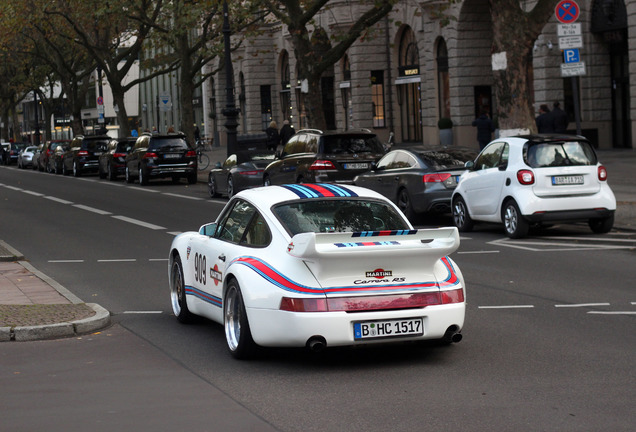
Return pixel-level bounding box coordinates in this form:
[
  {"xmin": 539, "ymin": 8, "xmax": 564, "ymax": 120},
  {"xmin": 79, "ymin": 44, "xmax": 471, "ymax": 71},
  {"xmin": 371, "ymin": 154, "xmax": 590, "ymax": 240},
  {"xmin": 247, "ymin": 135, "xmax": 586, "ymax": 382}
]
[
  {"xmin": 0, "ymin": 241, "xmax": 110, "ymax": 341},
  {"xmin": 1, "ymin": 146, "xmax": 634, "ymax": 342}
]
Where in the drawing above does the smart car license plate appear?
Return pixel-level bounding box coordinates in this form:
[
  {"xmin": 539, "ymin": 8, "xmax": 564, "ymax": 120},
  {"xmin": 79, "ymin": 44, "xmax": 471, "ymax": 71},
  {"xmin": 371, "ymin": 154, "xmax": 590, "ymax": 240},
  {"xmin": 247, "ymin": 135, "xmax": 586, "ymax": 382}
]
[
  {"xmin": 552, "ymin": 175, "xmax": 584, "ymax": 185},
  {"xmin": 354, "ymin": 318, "xmax": 423, "ymax": 340},
  {"xmin": 344, "ymin": 163, "xmax": 369, "ymax": 170}
]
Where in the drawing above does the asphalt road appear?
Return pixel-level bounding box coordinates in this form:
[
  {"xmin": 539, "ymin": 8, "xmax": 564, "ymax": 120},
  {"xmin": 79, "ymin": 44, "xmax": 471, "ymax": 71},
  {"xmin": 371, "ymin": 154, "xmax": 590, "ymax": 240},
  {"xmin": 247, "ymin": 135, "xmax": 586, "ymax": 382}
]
[{"xmin": 1, "ymin": 165, "xmax": 635, "ymax": 431}]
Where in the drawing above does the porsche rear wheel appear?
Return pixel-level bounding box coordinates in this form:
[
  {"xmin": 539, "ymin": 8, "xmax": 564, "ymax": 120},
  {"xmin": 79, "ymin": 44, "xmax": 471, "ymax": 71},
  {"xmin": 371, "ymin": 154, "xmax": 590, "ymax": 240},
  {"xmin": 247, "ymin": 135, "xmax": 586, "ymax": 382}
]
[
  {"xmin": 224, "ymin": 279, "xmax": 256, "ymax": 359},
  {"xmin": 170, "ymin": 255, "xmax": 195, "ymax": 324}
]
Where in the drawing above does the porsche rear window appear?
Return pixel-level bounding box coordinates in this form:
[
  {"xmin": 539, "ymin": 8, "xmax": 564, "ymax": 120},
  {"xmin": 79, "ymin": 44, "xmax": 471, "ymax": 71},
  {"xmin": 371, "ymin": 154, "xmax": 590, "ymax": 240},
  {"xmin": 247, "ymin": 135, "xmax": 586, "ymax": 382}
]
[
  {"xmin": 273, "ymin": 199, "xmax": 409, "ymax": 236},
  {"xmin": 525, "ymin": 141, "xmax": 597, "ymax": 168}
]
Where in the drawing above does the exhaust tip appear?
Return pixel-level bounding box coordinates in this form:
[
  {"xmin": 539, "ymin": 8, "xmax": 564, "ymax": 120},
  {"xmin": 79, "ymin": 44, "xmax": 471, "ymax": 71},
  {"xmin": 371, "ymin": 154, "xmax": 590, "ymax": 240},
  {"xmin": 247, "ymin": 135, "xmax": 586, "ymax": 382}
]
[
  {"xmin": 306, "ymin": 336, "xmax": 327, "ymax": 352},
  {"xmin": 443, "ymin": 325, "xmax": 462, "ymax": 344}
]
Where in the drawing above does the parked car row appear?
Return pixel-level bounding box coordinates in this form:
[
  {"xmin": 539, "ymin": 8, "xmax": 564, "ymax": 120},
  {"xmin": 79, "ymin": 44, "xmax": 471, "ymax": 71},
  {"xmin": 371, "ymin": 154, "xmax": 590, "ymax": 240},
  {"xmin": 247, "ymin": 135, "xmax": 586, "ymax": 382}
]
[{"xmin": 16, "ymin": 132, "xmax": 198, "ymax": 185}]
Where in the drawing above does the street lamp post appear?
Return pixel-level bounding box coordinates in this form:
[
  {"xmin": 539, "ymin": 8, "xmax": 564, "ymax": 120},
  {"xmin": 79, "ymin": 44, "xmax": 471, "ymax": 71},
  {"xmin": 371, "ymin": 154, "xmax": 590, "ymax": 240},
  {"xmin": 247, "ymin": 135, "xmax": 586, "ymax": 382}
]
[{"xmin": 221, "ymin": 0, "xmax": 240, "ymax": 157}]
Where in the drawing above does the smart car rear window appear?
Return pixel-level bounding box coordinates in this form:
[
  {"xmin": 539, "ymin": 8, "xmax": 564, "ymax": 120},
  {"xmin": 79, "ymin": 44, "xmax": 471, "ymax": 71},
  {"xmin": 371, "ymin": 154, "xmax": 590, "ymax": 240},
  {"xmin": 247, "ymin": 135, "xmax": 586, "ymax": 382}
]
[
  {"xmin": 525, "ymin": 141, "xmax": 597, "ymax": 168},
  {"xmin": 321, "ymin": 135, "xmax": 385, "ymax": 154},
  {"xmin": 273, "ymin": 199, "xmax": 409, "ymax": 236}
]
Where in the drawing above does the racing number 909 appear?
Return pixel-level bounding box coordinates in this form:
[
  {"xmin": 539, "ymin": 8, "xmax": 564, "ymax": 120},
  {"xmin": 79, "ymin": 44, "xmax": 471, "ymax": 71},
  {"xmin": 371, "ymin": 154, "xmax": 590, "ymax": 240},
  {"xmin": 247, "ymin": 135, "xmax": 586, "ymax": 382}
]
[{"xmin": 194, "ymin": 253, "xmax": 206, "ymax": 285}]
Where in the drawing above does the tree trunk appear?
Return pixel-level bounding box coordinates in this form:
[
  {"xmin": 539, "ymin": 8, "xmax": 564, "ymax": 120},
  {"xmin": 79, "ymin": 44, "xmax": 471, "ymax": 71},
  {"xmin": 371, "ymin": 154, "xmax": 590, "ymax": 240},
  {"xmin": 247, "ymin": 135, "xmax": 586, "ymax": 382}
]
[
  {"xmin": 489, "ymin": 0, "xmax": 559, "ymax": 134},
  {"xmin": 178, "ymin": 33, "xmax": 196, "ymax": 145}
]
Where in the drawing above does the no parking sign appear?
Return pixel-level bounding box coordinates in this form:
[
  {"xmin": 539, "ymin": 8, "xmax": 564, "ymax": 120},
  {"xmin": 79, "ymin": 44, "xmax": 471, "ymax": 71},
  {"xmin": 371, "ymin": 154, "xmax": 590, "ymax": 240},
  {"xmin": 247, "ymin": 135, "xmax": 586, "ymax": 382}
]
[{"xmin": 555, "ymin": 0, "xmax": 580, "ymax": 24}]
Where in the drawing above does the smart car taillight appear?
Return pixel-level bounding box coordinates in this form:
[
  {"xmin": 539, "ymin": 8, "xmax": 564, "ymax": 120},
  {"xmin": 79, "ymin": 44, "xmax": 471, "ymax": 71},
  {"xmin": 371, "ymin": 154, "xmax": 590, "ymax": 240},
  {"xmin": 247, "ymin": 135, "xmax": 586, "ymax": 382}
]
[
  {"xmin": 517, "ymin": 169, "xmax": 534, "ymax": 185},
  {"xmin": 309, "ymin": 160, "xmax": 337, "ymax": 170},
  {"xmin": 423, "ymin": 173, "xmax": 451, "ymax": 183},
  {"xmin": 598, "ymin": 165, "xmax": 608, "ymax": 181}
]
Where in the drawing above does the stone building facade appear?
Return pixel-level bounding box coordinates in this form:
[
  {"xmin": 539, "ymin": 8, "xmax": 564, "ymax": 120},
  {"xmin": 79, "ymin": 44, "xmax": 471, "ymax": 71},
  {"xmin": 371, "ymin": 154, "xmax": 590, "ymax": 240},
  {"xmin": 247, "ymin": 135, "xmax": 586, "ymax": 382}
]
[{"xmin": 195, "ymin": 0, "xmax": 633, "ymax": 150}]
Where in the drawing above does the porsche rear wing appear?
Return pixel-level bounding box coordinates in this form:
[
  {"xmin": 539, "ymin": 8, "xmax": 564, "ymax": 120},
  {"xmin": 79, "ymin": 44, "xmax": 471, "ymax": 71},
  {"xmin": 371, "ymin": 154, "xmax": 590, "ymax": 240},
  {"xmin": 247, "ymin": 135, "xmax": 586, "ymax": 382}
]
[{"xmin": 286, "ymin": 228, "xmax": 460, "ymax": 290}]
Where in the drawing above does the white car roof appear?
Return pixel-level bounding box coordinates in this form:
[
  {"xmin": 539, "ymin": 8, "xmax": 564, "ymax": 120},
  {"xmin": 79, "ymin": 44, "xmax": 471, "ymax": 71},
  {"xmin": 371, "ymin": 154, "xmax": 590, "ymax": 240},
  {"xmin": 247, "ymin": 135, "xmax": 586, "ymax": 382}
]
[{"xmin": 235, "ymin": 184, "xmax": 392, "ymax": 208}]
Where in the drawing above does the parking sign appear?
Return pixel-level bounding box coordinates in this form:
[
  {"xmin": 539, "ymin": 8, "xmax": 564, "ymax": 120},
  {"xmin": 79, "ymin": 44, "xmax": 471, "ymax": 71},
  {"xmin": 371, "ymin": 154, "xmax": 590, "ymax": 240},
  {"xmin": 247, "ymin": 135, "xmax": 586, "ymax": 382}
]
[{"xmin": 564, "ymin": 49, "xmax": 580, "ymax": 63}]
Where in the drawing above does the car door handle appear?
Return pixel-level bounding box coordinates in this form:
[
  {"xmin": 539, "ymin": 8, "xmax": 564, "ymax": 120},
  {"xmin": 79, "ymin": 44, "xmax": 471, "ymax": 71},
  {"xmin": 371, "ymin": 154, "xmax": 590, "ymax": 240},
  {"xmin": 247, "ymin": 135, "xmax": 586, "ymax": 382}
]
[{"xmin": 218, "ymin": 254, "xmax": 226, "ymax": 262}]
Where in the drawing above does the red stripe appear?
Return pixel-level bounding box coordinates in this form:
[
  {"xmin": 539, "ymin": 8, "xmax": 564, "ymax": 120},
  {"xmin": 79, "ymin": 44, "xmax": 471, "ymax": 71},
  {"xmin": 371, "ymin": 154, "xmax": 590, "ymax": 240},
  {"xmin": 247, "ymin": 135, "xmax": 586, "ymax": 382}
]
[{"xmin": 303, "ymin": 183, "xmax": 336, "ymax": 197}]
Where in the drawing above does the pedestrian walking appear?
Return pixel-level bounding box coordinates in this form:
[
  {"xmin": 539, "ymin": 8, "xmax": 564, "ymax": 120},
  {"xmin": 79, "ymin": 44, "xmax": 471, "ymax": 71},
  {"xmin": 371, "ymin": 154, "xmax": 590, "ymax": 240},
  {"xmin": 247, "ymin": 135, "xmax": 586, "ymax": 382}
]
[
  {"xmin": 279, "ymin": 120, "xmax": 295, "ymax": 147},
  {"xmin": 265, "ymin": 121, "xmax": 280, "ymax": 151},
  {"xmin": 551, "ymin": 101, "xmax": 569, "ymax": 134},
  {"xmin": 472, "ymin": 108, "xmax": 494, "ymax": 150},
  {"xmin": 535, "ymin": 104, "xmax": 554, "ymax": 133}
]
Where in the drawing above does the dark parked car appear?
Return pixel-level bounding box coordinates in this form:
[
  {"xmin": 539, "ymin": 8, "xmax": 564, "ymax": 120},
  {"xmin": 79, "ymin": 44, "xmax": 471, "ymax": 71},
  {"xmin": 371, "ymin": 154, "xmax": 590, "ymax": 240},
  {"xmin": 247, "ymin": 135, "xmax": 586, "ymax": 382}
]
[
  {"xmin": 4, "ymin": 142, "xmax": 26, "ymax": 165},
  {"xmin": 125, "ymin": 132, "xmax": 197, "ymax": 185},
  {"xmin": 99, "ymin": 137, "xmax": 136, "ymax": 180},
  {"xmin": 42, "ymin": 140, "xmax": 71, "ymax": 173},
  {"xmin": 62, "ymin": 135, "xmax": 111, "ymax": 176},
  {"xmin": 50, "ymin": 142, "xmax": 71, "ymax": 174},
  {"xmin": 262, "ymin": 129, "xmax": 386, "ymax": 186},
  {"xmin": 208, "ymin": 150, "xmax": 275, "ymax": 198},
  {"xmin": 353, "ymin": 146, "xmax": 477, "ymax": 221}
]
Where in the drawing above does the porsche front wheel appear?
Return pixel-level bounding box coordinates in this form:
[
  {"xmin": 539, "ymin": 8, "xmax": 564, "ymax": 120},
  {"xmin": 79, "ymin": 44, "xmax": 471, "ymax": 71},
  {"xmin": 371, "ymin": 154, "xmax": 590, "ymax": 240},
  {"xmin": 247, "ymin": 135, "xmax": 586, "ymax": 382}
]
[
  {"xmin": 224, "ymin": 280, "xmax": 256, "ymax": 359},
  {"xmin": 170, "ymin": 255, "xmax": 195, "ymax": 324}
]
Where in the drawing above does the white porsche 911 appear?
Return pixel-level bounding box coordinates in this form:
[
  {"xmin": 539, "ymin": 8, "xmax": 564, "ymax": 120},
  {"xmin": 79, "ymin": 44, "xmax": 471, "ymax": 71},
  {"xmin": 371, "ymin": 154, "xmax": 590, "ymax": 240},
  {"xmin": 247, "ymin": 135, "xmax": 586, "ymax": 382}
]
[{"xmin": 169, "ymin": 183, "xmax": 466, "ymax": 359}]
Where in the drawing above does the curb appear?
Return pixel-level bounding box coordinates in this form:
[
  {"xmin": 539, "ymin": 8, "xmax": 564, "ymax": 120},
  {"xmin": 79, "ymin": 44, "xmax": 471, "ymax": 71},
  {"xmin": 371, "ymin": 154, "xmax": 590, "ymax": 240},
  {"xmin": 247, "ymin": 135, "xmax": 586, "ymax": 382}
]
[{"xmin": 0, "ymin": 303, "xmax": 111, "ymax": 342}]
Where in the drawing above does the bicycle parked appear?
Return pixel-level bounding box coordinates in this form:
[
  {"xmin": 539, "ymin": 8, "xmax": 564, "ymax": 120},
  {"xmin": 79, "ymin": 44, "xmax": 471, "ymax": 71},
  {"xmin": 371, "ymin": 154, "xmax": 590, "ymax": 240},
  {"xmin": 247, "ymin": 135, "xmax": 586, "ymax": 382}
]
[{"xmin": 195, "ymin": 140, "xmax": 210, "ymax": 171}]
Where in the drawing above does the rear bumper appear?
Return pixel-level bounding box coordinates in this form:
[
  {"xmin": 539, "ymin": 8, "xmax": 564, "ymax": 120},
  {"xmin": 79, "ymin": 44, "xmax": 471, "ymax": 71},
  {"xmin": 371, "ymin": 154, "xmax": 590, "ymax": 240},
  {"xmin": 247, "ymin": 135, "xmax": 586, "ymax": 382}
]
[
  {"xmin": 525, "ymin": 208, "xmax": 614, "ymax": 223},
  {"xmin": 246, "ymin": 303, "xmax": 465, "ymax": 348},
  {"xmin": 147, "ymin": 164, "xmax": 196, "ymax": 178}
]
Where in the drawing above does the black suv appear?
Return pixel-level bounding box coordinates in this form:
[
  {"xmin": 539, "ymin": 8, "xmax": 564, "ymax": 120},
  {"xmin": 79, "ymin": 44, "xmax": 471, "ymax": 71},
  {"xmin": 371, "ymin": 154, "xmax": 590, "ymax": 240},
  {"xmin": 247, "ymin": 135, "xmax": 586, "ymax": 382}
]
[
  {"xmin": 62, "ymin": 135, "xmax": 112, "ymax": 176},
  {"xmin": 262, "ymin": 129, "xmax": 386, "ymax": 186},
  {"xmin": 125, "ymin": 132, "xmax": 197, "ymax": 185}
]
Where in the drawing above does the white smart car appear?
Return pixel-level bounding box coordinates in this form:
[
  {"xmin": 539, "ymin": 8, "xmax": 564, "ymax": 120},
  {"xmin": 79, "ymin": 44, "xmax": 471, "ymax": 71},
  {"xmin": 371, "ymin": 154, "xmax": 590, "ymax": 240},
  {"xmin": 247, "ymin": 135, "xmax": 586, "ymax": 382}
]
[
  {"xmin": 169, "ymin": 184, "xmax": 466, "ymax": 359},
  {"xmin": 451, "ymin": 135, "xmax": 616, "ymax": 238}
]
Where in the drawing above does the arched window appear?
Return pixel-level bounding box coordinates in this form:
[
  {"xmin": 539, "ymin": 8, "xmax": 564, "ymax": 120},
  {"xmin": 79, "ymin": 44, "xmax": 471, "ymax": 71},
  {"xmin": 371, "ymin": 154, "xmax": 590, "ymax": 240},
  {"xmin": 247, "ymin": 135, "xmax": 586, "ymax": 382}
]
[{"xmin": 397, "ymin": 28, "xmax": 422, "ymax": 142}]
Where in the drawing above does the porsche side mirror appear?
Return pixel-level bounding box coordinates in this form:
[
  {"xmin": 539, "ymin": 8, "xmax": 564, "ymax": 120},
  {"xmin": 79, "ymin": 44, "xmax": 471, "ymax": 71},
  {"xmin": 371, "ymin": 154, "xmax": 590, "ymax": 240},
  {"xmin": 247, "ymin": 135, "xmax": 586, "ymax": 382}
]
[{"xmin": 199, "ymin": 222, "xmax": 217, "ymax": 237}]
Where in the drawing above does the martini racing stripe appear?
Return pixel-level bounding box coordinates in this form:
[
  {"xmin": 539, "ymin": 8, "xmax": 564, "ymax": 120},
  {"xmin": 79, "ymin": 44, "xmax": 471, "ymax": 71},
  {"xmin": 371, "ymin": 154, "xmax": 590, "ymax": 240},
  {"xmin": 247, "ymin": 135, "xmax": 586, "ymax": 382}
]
[
  {"xmin": 281, "ymin": 183, "xmax": 358, "ymax": 199},
  {"xmin": 334, "ymin": 241, "xmax": 401, "ymax": 247},
  {"xmin": 228, "ymin": 256, "xmax": 460, "ymax": 295},
  {"xmin": 185, "ymin": 287, "xmax": 222, "ymax": 307},
  {"xmin": 353, "ymin": 230, "xmax": 418, "ymax": 237}
]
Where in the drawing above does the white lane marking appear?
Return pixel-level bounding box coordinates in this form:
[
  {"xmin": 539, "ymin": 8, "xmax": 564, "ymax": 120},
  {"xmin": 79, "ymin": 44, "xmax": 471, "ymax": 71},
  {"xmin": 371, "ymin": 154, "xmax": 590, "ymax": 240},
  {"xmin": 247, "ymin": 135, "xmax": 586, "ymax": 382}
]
[
  {"xmin": 23, "ymin": 190, "xmax": 44, "ymax": 196},
  {"xmin": 73, "ymin": 204, "xmax": 112, "ymax": 215},
  {"xmin": 478, "ymin": 305, "xmax": 535, "ymax": 309},
  {"xmin": 4, "ymin": 185, "xmax": 20, "ymax": 191},
  {"xmin": 540, "ymin": 235, "xmax": 636, "ymax": 243},
  {"xmin": 167, "ymin": 231, "xmax": 182, "ymax": 236},
  {"xmin": 208, "ymin": 199, "xmax": 227, "ymax": 205},
  {"xmin": 123, "ymin": 311, "xmax": 163, "ymax": 314},
  {"xmin": 111, "ymin": 215, "xmax": 165, "ymax": 230},
  {"xmin": 457, "ymin": 250, "xmax": 500, "ymax": 254},
  {"xmin": 555, "ymin": 303, "xmax": 610, "ymax": 308},
  {"xmin": 489, "ymin": 237, "xmax": 634, "ymax": 252},
  {"xmin": 97, "ymin": 259, "xmax": 137, "ymax": 263},
  {"xmin": 163, "ymin": 193, "xmax": 203, "ymax": 200},
  {"xmin": 48, "ymin": 260, "xmax": 84, "ymax": 263},
  {"xmin": 44, "ymin": 196, "xmax": 73, "ymax": 204},
  {"xmin": 587, "ymin": 311, "xmax": 636, "ymax": 315},
  {"xmin": 149, "ymin": 258, "xmax": 169, "ymax": 262},
  {"xmin": 129, "ymin": 186, "xmax": 160, "ymax": 193}
]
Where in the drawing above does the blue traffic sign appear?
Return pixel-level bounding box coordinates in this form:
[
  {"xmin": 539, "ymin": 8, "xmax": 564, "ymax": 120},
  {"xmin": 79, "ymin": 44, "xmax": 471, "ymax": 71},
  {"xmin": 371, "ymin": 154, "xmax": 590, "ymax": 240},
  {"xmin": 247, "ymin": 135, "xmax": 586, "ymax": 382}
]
[{"xmin": 564, "ymin": 49, "xmax": 580, "ymax": 63}]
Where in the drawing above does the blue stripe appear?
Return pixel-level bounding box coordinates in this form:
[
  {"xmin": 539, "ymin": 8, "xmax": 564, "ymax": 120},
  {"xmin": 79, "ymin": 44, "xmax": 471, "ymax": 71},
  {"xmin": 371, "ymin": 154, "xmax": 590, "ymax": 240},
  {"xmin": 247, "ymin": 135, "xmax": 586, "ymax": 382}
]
[{"xmin": 185, "ymin": 286, "xmax": 222, "ymax": 308}]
